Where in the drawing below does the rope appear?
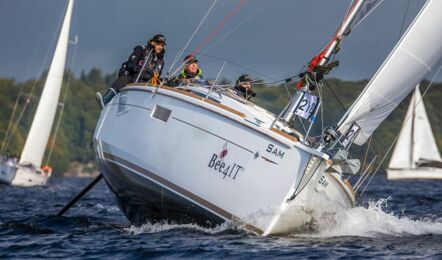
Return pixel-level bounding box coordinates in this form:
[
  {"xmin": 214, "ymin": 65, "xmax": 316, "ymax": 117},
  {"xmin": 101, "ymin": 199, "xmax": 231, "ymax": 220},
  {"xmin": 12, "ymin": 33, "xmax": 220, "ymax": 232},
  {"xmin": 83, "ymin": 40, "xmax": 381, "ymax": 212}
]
[
  {"xmin": 192, "ymin": 0, "xmax": 247, "ymax": 56},
  {"xmin": 360, "ymin": 64, "xmax": 442, "ymax": 196}
]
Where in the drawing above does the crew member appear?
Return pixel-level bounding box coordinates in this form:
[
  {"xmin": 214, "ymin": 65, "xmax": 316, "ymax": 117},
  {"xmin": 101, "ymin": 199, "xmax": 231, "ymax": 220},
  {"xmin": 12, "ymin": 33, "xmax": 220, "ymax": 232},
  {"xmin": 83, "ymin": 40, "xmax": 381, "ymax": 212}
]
[
  {"xmin": 95, "ymin": 34, "xmax": 166, "ymax": 108},
  {"xmin": 171, "ymin": 55, "xmax": 203, "ymax": 86},
  {"xmin": 234, "ymin": 74, "xmax": 256, "ymax": 100}
]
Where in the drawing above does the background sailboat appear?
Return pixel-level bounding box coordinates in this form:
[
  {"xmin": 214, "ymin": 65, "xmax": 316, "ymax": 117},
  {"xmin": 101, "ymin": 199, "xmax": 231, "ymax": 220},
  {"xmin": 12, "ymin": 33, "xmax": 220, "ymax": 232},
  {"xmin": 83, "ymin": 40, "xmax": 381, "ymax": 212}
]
[
  {"xmin": 0, "ymin": 0, "xmax": 74, "ymax": 186},
  {"xmin": 387, "ymin": 85, "xmax": 442, "ymax": 180}
]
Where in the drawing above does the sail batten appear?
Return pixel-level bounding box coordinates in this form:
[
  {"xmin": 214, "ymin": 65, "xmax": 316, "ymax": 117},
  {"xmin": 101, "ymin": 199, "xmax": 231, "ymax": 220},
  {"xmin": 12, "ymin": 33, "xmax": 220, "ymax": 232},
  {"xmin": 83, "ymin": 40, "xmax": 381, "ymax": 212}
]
[
  {"xmin": 19, "ymin": 0, "xmax": 74, "ymax": 168},
  {"xmin": 337, "ymin": 0, "xmax": 442, "ymax": 145}
]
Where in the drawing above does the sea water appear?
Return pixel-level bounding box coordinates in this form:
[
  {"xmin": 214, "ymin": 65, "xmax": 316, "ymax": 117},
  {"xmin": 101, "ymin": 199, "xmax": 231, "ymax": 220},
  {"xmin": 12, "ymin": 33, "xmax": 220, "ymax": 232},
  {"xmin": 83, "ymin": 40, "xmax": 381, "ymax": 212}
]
[{"xmin": 0, "ymin": 176, "xmax": 441, "ymax": 258}]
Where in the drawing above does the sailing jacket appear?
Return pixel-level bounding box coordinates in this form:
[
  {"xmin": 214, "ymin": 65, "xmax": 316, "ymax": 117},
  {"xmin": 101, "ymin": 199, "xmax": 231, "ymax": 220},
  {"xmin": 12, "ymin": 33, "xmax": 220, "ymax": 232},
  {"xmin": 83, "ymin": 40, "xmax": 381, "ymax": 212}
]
[
  {"xmin": 234, "ymin": 85, "xmax": 256, "ymax": 100},
  {"xmin": 167, "ymin": 68, "xmax": 203, "ymax": 86},
  {"xmin": 119, "ymin": 44, "xmax": 165, "ymax": 82}
]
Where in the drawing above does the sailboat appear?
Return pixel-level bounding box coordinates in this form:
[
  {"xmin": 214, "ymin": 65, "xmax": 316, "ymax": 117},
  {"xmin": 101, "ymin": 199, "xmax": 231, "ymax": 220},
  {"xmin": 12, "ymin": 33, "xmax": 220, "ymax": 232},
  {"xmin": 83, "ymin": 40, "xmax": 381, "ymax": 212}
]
[
  {"xmin": 387, "ymin": 86, "xmax": 442, "ymax": 180},
  {"xmin": 0, "ymin": 0, "xmax": 74, "ymax": 186},
  {"xmin": 93, "ymin": 0, "xmax": 442, "ymax": 235}
]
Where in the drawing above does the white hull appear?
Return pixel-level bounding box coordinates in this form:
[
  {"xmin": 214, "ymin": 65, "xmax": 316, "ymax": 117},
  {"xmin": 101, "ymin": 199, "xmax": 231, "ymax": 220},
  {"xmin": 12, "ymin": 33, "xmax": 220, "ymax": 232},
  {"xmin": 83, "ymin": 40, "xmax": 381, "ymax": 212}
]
[
  {"xmin": 0, "ymin": 163, "xmax": 16, "ymax": 185},
  {"xmin": 387, "ymin": 168, "xmax": 442, "ymax": 180},
  {"xmin": 10, "ymin": 166, "xmax": 49, "ymax": 186},
  {"xmin": 94, "ymin": 85, "xmax": 355, "ymax": 235}
]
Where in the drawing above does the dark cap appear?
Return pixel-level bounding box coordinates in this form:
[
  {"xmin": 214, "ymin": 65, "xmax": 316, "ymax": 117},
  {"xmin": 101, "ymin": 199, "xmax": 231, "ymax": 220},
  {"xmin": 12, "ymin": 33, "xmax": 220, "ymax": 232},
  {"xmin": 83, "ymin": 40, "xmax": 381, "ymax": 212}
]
[
  {"xmin": 150, "ymin": 34, "xmax": 166, "ymax": 45},
  {"xmin": 237, "ymin": 74, "xmax": 252, "ymax": 83},
  {"xmin": 184, "ymin": 55, "xmax": 198, "ymax": 64}
]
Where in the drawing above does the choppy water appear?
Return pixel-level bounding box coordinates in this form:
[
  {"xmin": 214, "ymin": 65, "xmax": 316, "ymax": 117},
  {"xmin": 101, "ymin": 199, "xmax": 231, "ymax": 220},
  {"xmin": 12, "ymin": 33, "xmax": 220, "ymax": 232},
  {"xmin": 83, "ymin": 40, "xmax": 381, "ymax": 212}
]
[{"xmin": 1, "ymin": 176, "xmax": 441, "ymax": 259}]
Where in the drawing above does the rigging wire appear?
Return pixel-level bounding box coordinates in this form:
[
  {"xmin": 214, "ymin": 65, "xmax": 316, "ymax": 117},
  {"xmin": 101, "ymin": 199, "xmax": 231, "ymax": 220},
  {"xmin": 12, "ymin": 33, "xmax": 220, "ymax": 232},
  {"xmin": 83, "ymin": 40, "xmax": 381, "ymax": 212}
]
[
  {"xmin": 323, "ymin": 79, "xmax": 347, "ymax": 111},
  {"xmin": 360, "ymin": 64, "xmax": 442, "ymax": 196},
  {"xmin": 1, "ymin": 38, "xmax": 45, "ymax": 153},
  {"xmin": 396, "ymin": 0, "xmax": 411, "ymax": 42},
  {"xmin": 192, "ymin": 0, "xmax": 247, "ymax": 56},
  {"xmin": 168, "ymin": 0, "xmax": 219, "ymax": 75},
  {"xmin": 0, "ymin": 9, "xmax": 65, "ymax": 155},
  {"xmin": 201, "ymin": 0, "xmax": 274, "ymax": 55},
  {"xmin": 355, "ymin": 0, "xmax": 413, "ymax": 193},
  {"xmin": 351, "ymin": 0, "xmax": 385, "ymax": 30}
]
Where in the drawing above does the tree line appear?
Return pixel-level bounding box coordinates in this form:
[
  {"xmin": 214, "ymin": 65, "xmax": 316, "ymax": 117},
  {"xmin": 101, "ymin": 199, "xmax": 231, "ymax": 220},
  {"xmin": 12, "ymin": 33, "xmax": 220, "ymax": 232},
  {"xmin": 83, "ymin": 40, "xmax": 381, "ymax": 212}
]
[{"xmin": 0, "ymin": 69, "xmax": 440, "ymax": 176}]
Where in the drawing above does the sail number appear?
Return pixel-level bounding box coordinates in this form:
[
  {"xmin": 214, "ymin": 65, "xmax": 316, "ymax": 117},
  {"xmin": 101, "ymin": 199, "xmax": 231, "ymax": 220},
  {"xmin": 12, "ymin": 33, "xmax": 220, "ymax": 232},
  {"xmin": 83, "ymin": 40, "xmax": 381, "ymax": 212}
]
[
  {"xmin": 341, "ymin": 123, "xmax": 361, "ymax": 149},
  {"xmin": 294, "ymin": 92, "xmax": 319, "ymax": 120}
]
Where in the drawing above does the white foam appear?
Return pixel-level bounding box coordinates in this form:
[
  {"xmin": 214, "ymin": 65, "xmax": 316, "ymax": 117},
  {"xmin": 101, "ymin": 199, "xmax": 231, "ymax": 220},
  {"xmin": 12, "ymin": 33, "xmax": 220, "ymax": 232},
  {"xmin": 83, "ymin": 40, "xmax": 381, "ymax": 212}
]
[
  {"xmin": 296, "ymin": 197, "xmax": 442, "ymax": 238},
  {"xmin": 125, "ymin": 221, "xmax": 238, "ymax": 235}
]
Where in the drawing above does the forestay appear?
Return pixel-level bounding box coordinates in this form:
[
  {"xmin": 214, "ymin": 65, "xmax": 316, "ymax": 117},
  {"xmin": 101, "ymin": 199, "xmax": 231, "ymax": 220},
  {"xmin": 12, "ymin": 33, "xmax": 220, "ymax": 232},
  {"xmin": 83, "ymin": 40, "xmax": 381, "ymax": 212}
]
[
  {"xmin": 19, "ymin": 0, "xmax": 74, "ymax": 168},
  {"xmin": 337, "ymin": 0, "xmax": 442, "ymax": 145}
]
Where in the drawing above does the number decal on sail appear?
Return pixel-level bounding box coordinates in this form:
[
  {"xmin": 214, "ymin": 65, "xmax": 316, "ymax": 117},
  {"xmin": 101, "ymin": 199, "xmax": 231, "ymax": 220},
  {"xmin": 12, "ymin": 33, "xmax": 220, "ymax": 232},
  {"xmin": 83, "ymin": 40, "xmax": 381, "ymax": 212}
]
[
  {"xmin": 341, "ymin": 123, "xmax": 361, "ymax": 149},
  {"xmin": 294, "ymin": 92, "xmax": 320, "ymax": 120}
]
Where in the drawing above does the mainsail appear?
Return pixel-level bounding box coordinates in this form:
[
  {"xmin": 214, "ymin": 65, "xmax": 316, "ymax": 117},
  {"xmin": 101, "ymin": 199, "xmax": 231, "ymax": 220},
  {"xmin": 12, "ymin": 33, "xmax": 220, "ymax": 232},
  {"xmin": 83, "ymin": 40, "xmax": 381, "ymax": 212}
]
[
  {"xmin": 19, "ymin": 0, "xmax": 74, "ymax": 168},
  {"xmin": 337, "ymin": 0, "xmax": 442, "ymax": 145},
  {"xmin": 388, "ymin": 86, "xmax": 441, "ymax": 169}
]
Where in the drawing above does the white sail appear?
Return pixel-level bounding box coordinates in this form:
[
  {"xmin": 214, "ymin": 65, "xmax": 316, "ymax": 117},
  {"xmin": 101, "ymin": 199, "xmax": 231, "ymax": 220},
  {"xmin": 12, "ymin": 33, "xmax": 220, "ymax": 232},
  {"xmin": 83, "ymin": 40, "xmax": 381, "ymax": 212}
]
[
  {"xmin": 412, "ymin": 87, "xmax": 441, "ymax": 163},
  {"xmin": 388, "ymin": 89, "xmax": 415, "ymax": 169},
  {"xmin": 19, "ymin": 0, "xmax": 74, "ymax": 168},
  {"xmin": 337, "ymin": 0, "xmax": 442, "ymax": 145}
]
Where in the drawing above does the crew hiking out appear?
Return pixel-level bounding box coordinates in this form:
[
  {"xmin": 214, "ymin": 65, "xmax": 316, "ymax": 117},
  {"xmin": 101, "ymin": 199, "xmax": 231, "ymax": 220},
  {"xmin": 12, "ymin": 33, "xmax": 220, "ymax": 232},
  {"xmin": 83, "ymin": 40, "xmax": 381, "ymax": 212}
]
[{"xmin": 95, "ymin": 34, "xmax": 166, "ymax": 108}]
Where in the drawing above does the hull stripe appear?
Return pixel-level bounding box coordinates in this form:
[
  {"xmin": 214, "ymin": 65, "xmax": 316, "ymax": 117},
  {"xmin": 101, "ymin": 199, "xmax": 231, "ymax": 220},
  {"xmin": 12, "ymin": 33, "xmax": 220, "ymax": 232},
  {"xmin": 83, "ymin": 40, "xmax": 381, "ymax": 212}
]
[{"xmin": 102, "ymin": 152, "xmax": 264, "ymax": 235}]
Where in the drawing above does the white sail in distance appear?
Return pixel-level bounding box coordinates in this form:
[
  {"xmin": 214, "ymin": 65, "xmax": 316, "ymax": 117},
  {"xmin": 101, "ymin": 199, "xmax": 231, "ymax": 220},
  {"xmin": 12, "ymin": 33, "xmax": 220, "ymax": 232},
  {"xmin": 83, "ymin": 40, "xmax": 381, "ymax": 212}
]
[
  {"xmin": 19, "ymin": 0, "xmax": 74, "ymax": 168},
  {"xmin": 337, "ymin": 0, "xmax": 442, "ymax": 145},
  {"xmin": 412, "ymin": 87, "xmax": 441, "ymax": 163},
  {"xmin": 388, "ymin": 86, "xmax": 441, "ymax": 169},
  {"xmin": 388, "ymin": 88, "xmax": 415, "ymax": 169}
]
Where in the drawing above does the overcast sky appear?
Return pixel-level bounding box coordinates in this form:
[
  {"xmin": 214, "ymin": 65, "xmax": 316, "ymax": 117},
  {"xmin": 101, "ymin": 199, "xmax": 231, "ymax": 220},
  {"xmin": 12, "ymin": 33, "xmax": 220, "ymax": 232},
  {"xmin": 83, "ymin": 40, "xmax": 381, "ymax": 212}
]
[{"xmin": 1, "ymin": 0, "xmax": 440, "ymax": 83}]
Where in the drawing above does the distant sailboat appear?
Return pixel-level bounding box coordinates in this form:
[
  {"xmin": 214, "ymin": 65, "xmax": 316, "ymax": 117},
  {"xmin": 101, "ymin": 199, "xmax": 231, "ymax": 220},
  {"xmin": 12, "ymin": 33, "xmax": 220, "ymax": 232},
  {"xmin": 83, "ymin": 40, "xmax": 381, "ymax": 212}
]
[
  {"xmin": 387, "ymin": 85, "xmax": 442, "ymax": 180},
  {"xmin": 0, "ymin": 0, "xmax": 74, "ymax": 186}
]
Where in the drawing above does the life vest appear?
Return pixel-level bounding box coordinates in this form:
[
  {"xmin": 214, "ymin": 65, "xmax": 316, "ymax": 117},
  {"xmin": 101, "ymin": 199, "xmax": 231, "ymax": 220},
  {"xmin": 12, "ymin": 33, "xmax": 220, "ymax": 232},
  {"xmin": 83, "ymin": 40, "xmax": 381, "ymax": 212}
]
[
  {"xmin": 180, "ymin": 68, "xmax": 202, "ymax": 79},
  {"xmin": 41, "ymin": 165, "xmax": 53, "ymax": 177}
]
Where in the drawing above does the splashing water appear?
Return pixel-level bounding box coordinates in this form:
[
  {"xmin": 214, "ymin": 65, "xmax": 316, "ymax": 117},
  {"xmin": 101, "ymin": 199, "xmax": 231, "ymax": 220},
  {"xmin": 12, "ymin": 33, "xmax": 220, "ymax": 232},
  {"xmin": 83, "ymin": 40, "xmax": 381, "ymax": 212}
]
[
  {"xmin": 310, "ymin": 197, "xmax": 442, "ymax": 237},
  {"xmin": 125, "ymin": 221, "xmax": 241, "ymax": 235}
]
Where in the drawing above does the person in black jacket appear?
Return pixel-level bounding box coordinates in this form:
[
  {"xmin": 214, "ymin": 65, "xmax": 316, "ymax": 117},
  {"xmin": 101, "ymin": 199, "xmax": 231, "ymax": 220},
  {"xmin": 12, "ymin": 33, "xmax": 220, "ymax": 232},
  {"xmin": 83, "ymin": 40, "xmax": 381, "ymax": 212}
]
[
  {"xmin": 95, "ymin": 34, "xmax": 166, "ymax": 108},
  {"xmin": 234, "ymin": 74, "xmax": 256, "ymax": 100}
]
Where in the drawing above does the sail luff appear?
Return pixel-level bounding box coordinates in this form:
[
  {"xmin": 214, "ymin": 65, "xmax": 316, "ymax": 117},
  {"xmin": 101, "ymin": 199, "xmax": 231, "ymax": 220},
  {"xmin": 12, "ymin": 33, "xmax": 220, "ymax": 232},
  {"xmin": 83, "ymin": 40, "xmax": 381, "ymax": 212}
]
[
  {"xmin": 412, "ymin": 86, "xmax": 441, "ymax": 163},
  {"xmin": 388, "ymin": 89, "xmax": 414, "ymax": 169},
  {"xmin": 410, "ymin": 87, "xmax": 416, "ymax": 169},
  {"xmin": 336, "ymin": 0, "xmax": 442, "ymax": 145},
  {"xmin": 19, "ymin": 0, "xmax": 74, "ymax": 168}
]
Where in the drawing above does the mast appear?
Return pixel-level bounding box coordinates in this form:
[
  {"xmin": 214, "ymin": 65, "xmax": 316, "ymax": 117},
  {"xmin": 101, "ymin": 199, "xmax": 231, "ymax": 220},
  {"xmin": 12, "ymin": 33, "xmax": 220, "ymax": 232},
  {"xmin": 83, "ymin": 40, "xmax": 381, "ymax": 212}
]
[
  {"xmin": 295, "ymin": 0, "xmax": 366, "ymax": 90},
  {"xmin": 19, "ymin": 0, "xmax": 74, "ymax": 168},
  {"xmin": 281, "ymin": 0, "xmax": 367, "ymax": 124},
  {"xmin": 410, "ymin": 86, "xmax": 416, "ymax": 169}
]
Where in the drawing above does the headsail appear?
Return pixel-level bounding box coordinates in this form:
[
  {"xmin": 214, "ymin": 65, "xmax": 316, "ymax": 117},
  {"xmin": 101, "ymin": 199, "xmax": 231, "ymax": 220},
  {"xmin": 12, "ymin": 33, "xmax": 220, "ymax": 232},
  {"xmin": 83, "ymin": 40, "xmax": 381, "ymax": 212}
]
[
  {"xmin": 412, "ymin": 87, "xmax": 441, "ymax": 163},
  {"xmin": 388, "ymin": 88, "xmax": 415, "ymax": 169},
  {"xmin": 19, "ymin": 0, "xmax": 74, "ymax": 168},
  {"xmin": 337, "ymin": 0, "xmax": 442, "ymax": 145}
]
